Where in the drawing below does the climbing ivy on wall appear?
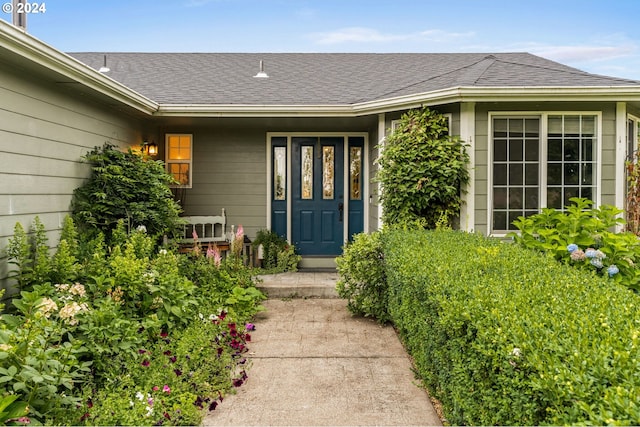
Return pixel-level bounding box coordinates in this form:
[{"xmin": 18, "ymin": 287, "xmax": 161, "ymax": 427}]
[{"xmin": 376, "ymin": 108, "xmax": 470, "ymax": 228}]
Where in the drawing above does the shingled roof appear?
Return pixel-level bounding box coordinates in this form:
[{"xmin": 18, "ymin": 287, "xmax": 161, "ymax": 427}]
[{"xmin": 68, "ymin": 52, "xmax": 640, "ymax": 106}]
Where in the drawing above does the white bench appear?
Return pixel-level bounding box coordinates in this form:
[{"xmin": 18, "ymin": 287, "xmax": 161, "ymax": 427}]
[{"xmin": 180, "ymin": 209, "xmax": 227, "ymax": 244}]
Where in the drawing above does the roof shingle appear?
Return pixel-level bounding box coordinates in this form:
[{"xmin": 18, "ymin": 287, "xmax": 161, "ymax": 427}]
[{"xmin": 68, "ymin": 52, "xmax": 640, "ymax": 105}]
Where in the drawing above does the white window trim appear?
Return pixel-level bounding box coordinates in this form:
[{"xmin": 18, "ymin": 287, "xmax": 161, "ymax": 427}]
[
  {"xmin": 487, "ymin": 111, "xmax": 603, "ymax": 237},
  {"xmin": 165, "ymin": 133, "xmax": 193, "ymax": 189},
  {"xmin": 390, "ymin": 113, "xmax": 453, "ymax": 135}
]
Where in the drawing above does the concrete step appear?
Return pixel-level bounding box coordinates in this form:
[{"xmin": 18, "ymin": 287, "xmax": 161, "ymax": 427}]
[{"xmin": 256, "ymin": 271, "xmax": 340, "ymax": 299}]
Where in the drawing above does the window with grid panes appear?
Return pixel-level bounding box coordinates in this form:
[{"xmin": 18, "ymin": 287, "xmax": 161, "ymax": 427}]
[{"xmin": 166, "ymin": 134, "xmax": 192, "ymax": 187}]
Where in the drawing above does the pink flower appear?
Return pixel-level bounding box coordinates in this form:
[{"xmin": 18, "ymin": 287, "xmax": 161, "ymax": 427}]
[
  {"xmin": 245, "ymin": 323, "xmax": 255, "ymax": 331},
  {"xmin": 163, "ymin": 385, "xmax": 171, "ymax": 394},
  {"xmin": 207, "ymin": 244, "xmax": 222, "ymax": 267},
  {"xmin": 153, "ymin": 386, "xmax": 159, "ymax": 391},
  {"xmin": 192, "ymin": 230, "xmax": 199, "ymax": 240},
  {"xmin": 235, "ymin": 225, "xmax": 244, "ymax": 240}
]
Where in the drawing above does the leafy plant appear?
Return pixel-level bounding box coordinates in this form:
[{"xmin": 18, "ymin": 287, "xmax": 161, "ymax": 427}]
[
  {"xmin": 252, "ymin": 229, "xmax": 300, "ymax": 272},
  {"xmin": 0, "ymin": 394, "xmax": 29, "ymax": 425},
  {"xmin": 335, "ymin": 231, "xmax": 389, "ymax": 323},
  {"xmin": 626, "ymin": 149, "xmax": 640, "ymax": 236},
  {"xmin": 376, "ymin": 107, "xmax": 470, "ymax": 228},
  {"xmin": 71, "ymin": 143, "xmax": 183, "ymax": 241},
  {"xmin": 511, "ymin": 198, "xmax": 640, "ymax": 291}
]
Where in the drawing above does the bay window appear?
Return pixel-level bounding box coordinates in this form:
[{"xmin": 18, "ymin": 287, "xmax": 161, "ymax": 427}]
[{"xmin": 491, "ymin": 114, "xmax": 599, "ymax": 233}]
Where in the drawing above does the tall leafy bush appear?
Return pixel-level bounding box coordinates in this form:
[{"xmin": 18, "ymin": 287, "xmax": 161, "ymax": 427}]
[
  {"xmin": 376, "ymin": 108, "xmax": 469, "ymax": 228},
  {"xmin": 335, "ymin": 231, "xmax": 388, "ymax": 323},
  {"xmin": 71, "ymin": 143, "xmax": 182, "ymax": 240},
  {"xmin": 385, "ymin": 229, "xmax": 640, "ymax": 425}
]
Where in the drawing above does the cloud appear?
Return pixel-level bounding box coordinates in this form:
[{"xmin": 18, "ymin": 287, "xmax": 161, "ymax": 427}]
[{"xmin": 310, "ymin": 27, "xmax": 474, "ymax": 45}]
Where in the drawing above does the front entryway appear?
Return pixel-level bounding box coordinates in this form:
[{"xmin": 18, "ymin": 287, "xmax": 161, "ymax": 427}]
[
  {"xmin": 268, "ymin": 134, "xmax": 367, "ymax": 257},
  {"xmin": 292, "ymin": 137, "xmax": 344, "ymax": 255}
]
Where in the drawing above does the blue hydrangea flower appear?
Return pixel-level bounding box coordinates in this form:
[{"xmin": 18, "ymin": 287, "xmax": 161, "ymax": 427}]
[
  {"xmin": 590, "ymin": 258, "xmax": 604, "ymax": 269},
  {"xmin": 607, "ymin": 265, "xmax": 620, "ymax": 277},
  {"xmin": 585, "ymin": 248, "xmax": 597, "ymax": 259},
  {"xmin": 567, "ymin": 244, "xmax": 579, "ymax": 253},
  {"xmin": 595, "ymin": 250, "xmax": 606, "ymax": 260}
]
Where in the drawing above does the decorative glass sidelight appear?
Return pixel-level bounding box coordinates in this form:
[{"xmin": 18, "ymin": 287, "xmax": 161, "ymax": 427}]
[
  {"xmin": 274, "ymin": 147, "xmax": 286, "ymax": 200},
  {"xmin": 322, "ymin": 146, "xmax": 335, "ymax": 199},
  {"xmin": 301, "ymin": 146, "xmax": 313, "ymax": 199},
  {"xmin": 350, "ymin": 147, "xmax": 362, "ymax": 200}
]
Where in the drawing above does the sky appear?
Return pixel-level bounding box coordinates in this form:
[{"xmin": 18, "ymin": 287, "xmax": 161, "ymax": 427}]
[{"xmin": 2, "ymin": 0, "xmax": 640, "ymax": 80}]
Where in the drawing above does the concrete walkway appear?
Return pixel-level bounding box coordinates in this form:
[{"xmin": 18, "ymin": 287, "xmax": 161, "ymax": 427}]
[{"xmin": 203, "ymin": 272, "xmax": 442, "ymax": 426}]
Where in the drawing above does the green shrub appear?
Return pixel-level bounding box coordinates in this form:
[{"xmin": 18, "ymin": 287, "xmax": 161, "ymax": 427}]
[
  {"xmin": 252, "ymin": 229, "xmax": 301, "ymax": 273},
  {"xmin": 2, "ymin": 215, "xmax": 265, "ymax": 425},
  {"xmin": 71, "ymin": 143, "xmax": 183, "ymax": 241},
  {"xmin": 376, "ymin": 107, "xmax": 469, "ymax": 228},
  {"xmin": 511, "ymin": 197, "xmax": 640, "ymax": 291},
  {"xmin": 335, "ymin": 232, "xmax": 389, "ymax": 323},
  {"xmin": 385, "ymin": 229, "xmax": 640, "ymax": 425}
]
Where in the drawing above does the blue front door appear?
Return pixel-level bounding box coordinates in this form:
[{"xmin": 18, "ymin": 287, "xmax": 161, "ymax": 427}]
[{"xmin": 292, "ymin": 137, "xmax": 344, "ymax": 255}]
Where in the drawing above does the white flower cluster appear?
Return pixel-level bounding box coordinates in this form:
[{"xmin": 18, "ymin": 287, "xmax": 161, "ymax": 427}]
[{"xmin": 58, "ymin": 301, "xmax": 89, "ymax": 326}]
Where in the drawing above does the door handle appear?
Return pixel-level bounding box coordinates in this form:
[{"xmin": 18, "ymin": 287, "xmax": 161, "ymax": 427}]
[{"xmin": 338, "ymin": 203, "xmax": 344, "ymax": 222}]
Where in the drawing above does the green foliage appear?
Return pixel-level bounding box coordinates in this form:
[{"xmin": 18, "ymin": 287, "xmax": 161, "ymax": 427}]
[
  {"xmin": 0, "ymin": 394, "xmax": 29, "ymax": 425},
  {"xmin": 2, "ymin": 215, "xmax": 265, "ymax": 425},
  {"xmin": 511, "ymin": 198, "xmax": 640, "ymax": 291},
  {"xmin": 385, "ymin": 229, "xmax": 640, "ymax": 425},
  {"xmin": 71, "ymin": 143, "xmax": 183, "ymax": 241},
  {"xmin": 626, "ymin": 150, "xmax": 640, "ymax": 236},
  {"xmin": 335, "ymin": 232, "xmax": 389, "ymax": 323},
  {"xmin": 6, "ymin": 223, "xmax": 32, "ymax": 292},
  {"xmin": 0, "ymin": 287, "xmax": 92, "ymax": 421},
  {"xmin": 376, "ymin": 108, "xmax": 470, "ymax": 228},
  {"xmin": 252, "ymin": 229, "xmax": 301, "ymax": 272}
]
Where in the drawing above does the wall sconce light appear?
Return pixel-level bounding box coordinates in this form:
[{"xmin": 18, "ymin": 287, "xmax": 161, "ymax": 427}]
[{"xmin": 143, "ymin": 140, "xmax": 158, "ymax": 156}]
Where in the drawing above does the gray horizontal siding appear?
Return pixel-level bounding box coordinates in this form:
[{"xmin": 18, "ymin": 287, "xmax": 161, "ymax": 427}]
[{"xmin": 0, "ymin": 64, "xmax": 143, "ymax": 290}]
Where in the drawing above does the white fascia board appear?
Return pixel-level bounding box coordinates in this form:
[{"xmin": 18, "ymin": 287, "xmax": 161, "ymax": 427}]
[
  {"xmin": 156, "ymin": 86, "xmax": 640, "ymax": 118},
  {"xmin": 155, "ymin": 104, "xmax": 355, "ymax": 117},
  {"xmin": 0, "ymin": 20, "xmax": 158, "ymax": 114}
]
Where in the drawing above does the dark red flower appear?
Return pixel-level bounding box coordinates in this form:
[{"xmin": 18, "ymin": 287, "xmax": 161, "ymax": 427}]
[
  {"xmin": 87, "ymin": 398, "xmax": 93, "ymax": 409},
  {"xmin": 169, "ymin": 356, "xmax": 177, "ymax": 363},
  {"xmin": 163, "ymin": 350, "xmax": 172, "ymax": 356},
  {"xmin": 80, "ymin": 413, "xmax": 90, "ymax": 422},
  {"xmin": 163, "ymin": 412, "xmax": 171, "ymax": 420},
  {"xmin": 209, "ymin": 401, "xmax": 218, "ymax": 411},
  {"xmin": 139, "ymin": 349, "xmax": 147, "ymax": 354},
  {"xmin": 233, "ymin": 378, "xmax": 244, "ymax": 387},
  {"xmin": 219, "ymin": 311, "xmax": 227, "ymax": 320},
  {"xmin": 142, "ymin": 359, "xmax": 150, "ymax": 367},
  {"xmin": 228, "ymin": 322, "xmax": 236, "ymax": 330},
  {"xmin": 245, "ymin": 333, "xmax": 251, "ymax": 342},
  {"xmin": 160, "ymin": 331, "xmax": 168, "ymax": 338},
  {"xmin": 217, "ymin": 347, "xmax": 224, "ymax": 356},
  {"xmin": 174, "ymin": 369, "xmax": 182, "ymax": 376}
]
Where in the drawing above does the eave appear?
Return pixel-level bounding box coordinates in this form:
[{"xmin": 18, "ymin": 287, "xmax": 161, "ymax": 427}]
[
  {"xmin": 155, "ymin": 86, "xmax": 640, "ymax": 118},
  {"xmin": 0, "ymin": 20, "xmax": 158, "ymax": 115}
]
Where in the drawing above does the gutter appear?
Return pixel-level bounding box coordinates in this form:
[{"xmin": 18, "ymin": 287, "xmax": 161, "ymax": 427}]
[
  {"xmin": 156, "ymin": 85, "xmax": 640, "ymax": 118},
  {"xmin": 0, "ymin": 20, "xmax": 158, "ymax": 115}
]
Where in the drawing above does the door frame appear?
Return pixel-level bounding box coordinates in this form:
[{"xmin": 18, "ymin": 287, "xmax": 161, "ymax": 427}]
[{"xmin": 266, "ymin": 132, "xmax": 369, "ymax": 251}]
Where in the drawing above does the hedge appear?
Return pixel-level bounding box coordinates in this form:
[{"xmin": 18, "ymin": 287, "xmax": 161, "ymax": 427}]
[{"xmin": 384, "ymin": 229, "xmax": 640, "ymax": 425}]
